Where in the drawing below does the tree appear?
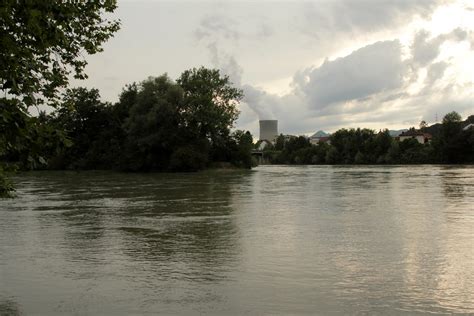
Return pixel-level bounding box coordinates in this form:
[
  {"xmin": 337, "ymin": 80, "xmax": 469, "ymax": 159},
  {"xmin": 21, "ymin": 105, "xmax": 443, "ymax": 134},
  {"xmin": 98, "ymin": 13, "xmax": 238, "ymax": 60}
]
[
  {"xmin": 442, "ymin": 111, "xmax": 462, "ymax": 124},
  {"xmin": 177, "ymin": 67, "xmax": 242, "ymax": 145},
  {"xmin": 419, "ymin": 120, "xmax": 427, "ymax": 130},
  {"xmin": 122, "ymin": 75, "xmax": 184, "ymax": 171},
  {"xmin": 437, "ymin": 111, "xmax": 469, "ymax": 163},
  {"xmin": 51, "ymin": 87, "xmax": 114, "ymax": 169},
  {"xmin": 274, "ymin": 134, "xmax": 286, "ymax": 151},
  {"xmin": 231, "ymin": 130, "xmax": 254, "ymax": 168},
  {"xmin": 1, "ymin": 1, "xmax": 120, "ymax": 105},
  {"xmin": 1, "ymin": 1, "xmax": 120, "ymax": 196}
]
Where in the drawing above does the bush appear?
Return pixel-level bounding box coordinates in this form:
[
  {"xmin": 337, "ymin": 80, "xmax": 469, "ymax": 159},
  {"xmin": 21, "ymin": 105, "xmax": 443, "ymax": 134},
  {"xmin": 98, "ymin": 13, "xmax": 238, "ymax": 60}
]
[{"xmin": 169, "ymin": 146, "xmax": 208, "ymax": 172}]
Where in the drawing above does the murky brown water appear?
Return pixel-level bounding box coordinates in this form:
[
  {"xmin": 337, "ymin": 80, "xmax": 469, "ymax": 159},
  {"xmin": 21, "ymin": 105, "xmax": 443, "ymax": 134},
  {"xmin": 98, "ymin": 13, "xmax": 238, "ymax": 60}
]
[{"xmin": 1, "ymin": 166, "xmax": 473, "ymax": 315}]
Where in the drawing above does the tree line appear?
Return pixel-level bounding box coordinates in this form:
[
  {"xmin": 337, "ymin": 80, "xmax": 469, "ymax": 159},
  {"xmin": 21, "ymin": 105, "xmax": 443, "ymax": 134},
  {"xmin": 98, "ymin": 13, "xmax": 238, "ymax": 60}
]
[
  {"xmin": 260, "ymin": 112, "xmax": 474, "ymax": 165},
  {"xmin": 3, "ymin": 69, "xmax": 254, "ymax": 175}
]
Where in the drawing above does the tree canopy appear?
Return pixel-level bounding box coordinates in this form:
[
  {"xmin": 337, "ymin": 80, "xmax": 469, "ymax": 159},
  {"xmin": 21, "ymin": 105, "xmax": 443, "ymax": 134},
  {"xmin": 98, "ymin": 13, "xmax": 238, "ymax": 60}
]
[
  {"xmin": 442, "ymin": 111, "xmax": 462, "ymax": 124},
  {"xmin": 28, "ymin": 70, "xmax": 250, "ymax": 173},
  {"xmin": 0, "ymin": 1, "xmax": 120, "ymax": 196},
  {"xmin": 1, "ymin": 0, "xmax": 120, "ymax": 105}
]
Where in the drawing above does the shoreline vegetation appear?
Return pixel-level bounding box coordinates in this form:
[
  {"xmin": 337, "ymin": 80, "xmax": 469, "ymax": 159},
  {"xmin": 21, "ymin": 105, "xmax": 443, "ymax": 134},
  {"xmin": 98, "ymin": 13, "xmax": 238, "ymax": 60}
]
[
  {"xmin": 1, "ymin": 69, "xmax": 255, "ymax": 197},
  {"xmin": 256, "ymin": 112, "xmax": 473, "ymax": 166},
  {"xmin": 1, "ymin": 72, "xmax": 473, "ymax": 198}
]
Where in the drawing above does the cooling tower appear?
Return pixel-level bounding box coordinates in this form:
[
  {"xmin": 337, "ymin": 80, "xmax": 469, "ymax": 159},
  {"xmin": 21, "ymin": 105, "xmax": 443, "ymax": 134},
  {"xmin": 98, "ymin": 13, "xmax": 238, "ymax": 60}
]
[{"xmin": 259, "ymin": 120, "xmax": 278, "ymax": 142}]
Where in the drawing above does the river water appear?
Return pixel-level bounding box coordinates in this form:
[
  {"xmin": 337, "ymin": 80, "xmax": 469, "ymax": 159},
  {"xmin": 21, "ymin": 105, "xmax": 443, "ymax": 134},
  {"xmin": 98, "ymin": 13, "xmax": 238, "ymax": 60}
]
[{"xmin": 0, "ymin": 166, "xmax": 473, "ymax": 315}]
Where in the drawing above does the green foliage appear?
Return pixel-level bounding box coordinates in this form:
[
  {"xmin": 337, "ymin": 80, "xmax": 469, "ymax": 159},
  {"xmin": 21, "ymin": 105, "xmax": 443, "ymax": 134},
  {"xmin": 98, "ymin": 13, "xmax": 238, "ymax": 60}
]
[
  {"xmin": 50, "ymin": 87, "xmax": 115, "ymax": 169},
  {"xmin": 40, "ymin": 69, "xmax": 250, "ymax": 172},
  {"xmin": 325, "ymin": 147, "xmax": 339, "ymax": 164},
  {"xmin": 229, "ymin": 130, "xmax": 254, "ymax": 168},
  {"xmin": 1, "ymin": 98, "xmax": 69, "ymax": 169},
  {"xmin": 1, "ymin": 1, "xmax": 120, "ymax": 106},
  {"xmin": 263, "ymin": 117, "xmax": 473, "ymax": 166},
  {"xmin": 434, "ymin": 111, "xmax": 473, "ymax": 163},
  {"xmin": 331, "ymin": 128, "xmax": 375, "ymax": 164},
  {"xmin": 169, "ymin": 146, "xmax": 208, "ymax": 172},
  {"xmin": 177, "ymin": 67, "xmax": 242, "ymax": 143},
  {"xmin": 398, "ymin": 139, "xmax": 432, "ymax": 164},
  {"xmin": 442, "ymin": 111, "xmax": 462, "ymax": 124},
  {"xmin": 274, "ymin": 134, "xmax": 286, "ymax": 151},
  {"xmin": 386, "ymin": 141, "xmax": 400, "ymax": 164},
  {"xmin": 354, "ymin": 151, "xmax": 365, "ymax": 164},
  {"xmin": 1, "ymin": 1, "xmax": 120, "ymax": 196},
  {"xmin": 121, "ymin": 75, "xmax": 183, "ymax": 171}
]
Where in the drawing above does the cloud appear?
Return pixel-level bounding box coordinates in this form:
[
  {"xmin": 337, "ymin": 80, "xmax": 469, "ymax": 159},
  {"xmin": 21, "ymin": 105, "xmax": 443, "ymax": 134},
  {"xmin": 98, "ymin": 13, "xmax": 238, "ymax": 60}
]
[
  {"xmin": 257, "ymin": 23, "xmax": 274, "ymax": 40},
  {"xmin": 192, "ymin": 3, "xmax": 473, "ymax": 136},
  {"xmin": 295, "ymin": 40, "xmax": 405, "ymax": 111},
  {"xmin": 194, "ymin": 15, "xmax": 240, "ymax": 41},
  {"xmin": 424, "ymin": 61, "xmax": 449, "ymax": 85},
  {"xmin": 411, "ymin": 28, "xmax": 468, "ymax": 66},
  {"xmin": 298, "ymin": 0, "xmax": 446, "ymax": 39},
  {"xmin": 217, "ymin": 29, "xmax": 472, "ymax": 136},
  {"xmin": 250, "ymin": 28, "xmax": 472, "ymax": 134}
]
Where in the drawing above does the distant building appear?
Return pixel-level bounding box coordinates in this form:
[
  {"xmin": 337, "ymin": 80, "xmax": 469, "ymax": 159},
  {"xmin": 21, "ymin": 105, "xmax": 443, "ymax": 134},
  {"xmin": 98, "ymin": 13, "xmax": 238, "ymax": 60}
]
[
  {"xmin": 309, "ymin": 130, "xmax": 331, "ymax": 145},
  {"xmin": 398, "ymin": 130, "xmax": 432, "ymax": 144},
  {"xmin": 463, "ymin": 123, "xmax": 474, "ymax": 131},
  {"xmin": 259, "ymin": 120, "xmax": 278, "ymax": 142}
]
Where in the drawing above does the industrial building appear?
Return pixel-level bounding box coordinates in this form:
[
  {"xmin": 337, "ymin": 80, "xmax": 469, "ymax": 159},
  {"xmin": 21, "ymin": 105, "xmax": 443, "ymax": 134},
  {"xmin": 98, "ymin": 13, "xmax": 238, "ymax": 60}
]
[{"xmin": 259, "ymin": 120, "xmax": 278, "ymax": 142}]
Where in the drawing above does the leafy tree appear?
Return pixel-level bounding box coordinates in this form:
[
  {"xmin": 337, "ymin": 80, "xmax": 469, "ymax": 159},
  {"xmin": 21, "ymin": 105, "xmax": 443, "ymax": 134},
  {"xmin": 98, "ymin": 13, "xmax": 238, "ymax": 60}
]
[
  {"xmin": 325, "ymin": 147, "xmax": 340, "ymax": 164},
  {"xmin": 466, "ymin": 115, "xmax": 474, "ymax": 124},
  {"xmin": 312, "ymin": 142, "xmax": 330, "ymax": 164},
  {"xmin": 330, "ymin": 128, "xmax": 375, "ymax": 164},
  {"xmin": 386, "ymin": 142, "xmax": 400, "ymax": 164},
  {"xmin": 169, "ymin": 145, "xmax": 208, "ymax": 172},
  {"xmin": 1, "ymin": 1, "xmax": 120, "ymax": 196},
  {"xmin": 122, "ymin": 75, "xmax": 184, "ymax": 171},
  {"xmin": 51, "ymin": 87, "xmax": 113, "ymax": 169},
  {"xmin": 372, "ymin": 130, "xmax": 393, "ymax": 163},
  {"xmin": 354, "ymin": 151, "xmax": 366, "ymax": 164},
  {"xmin": 177, "ymin": 67, "xmax": 242, "ymax": 146},
  {"xmin": 274, "ymin": 134, "xmax": 286, "ymax": 151},
  {"xmin": 442, "ymin": 111, "xmax": 461, "ymax": 124},
  {"xmin": 437, "ymin": 111, "xmax": 464, "ymax": 163},
  {"xmin": 230, "ymin": 130, "xmax": 254, "ymax": 168},
  {"xmin": 1, "ymin": 1, "xmax": 120, "ymax": 105}
]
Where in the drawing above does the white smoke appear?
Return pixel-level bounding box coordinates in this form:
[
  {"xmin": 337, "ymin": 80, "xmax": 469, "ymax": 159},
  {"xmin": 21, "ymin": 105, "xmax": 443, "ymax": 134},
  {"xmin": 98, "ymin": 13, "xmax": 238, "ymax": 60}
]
[{"xmin": 195, "ymin": 16, "xmax": 276, "ymax": 120}]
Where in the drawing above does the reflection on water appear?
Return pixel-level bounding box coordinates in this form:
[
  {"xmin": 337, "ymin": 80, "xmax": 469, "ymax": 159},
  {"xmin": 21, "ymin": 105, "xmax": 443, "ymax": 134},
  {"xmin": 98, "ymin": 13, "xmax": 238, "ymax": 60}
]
[{"xmin": 0, "ymin": 166, "xmax": 473, "ymax": 314}]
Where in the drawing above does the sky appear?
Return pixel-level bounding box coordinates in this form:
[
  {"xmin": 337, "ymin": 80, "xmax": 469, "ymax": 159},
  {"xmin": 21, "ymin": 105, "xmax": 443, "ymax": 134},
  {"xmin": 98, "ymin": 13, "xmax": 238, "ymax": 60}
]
[{"xmin": 73, "ymin": 0, "xmax": 474, "ymax": 136}]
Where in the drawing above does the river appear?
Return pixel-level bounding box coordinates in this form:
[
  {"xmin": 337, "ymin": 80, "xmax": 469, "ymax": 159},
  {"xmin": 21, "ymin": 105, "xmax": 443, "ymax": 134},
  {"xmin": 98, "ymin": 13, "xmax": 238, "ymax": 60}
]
[{"xmin": 1, "ymin": 165, "xmax": 473, "ymax": 315}]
